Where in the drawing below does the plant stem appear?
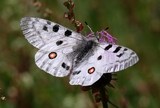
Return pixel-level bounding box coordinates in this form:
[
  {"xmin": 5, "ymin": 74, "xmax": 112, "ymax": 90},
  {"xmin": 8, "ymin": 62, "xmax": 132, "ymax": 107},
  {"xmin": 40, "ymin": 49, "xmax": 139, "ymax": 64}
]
[{"xmin": 99, "ymin": 87, "xmax": 108, "ymax": 108}]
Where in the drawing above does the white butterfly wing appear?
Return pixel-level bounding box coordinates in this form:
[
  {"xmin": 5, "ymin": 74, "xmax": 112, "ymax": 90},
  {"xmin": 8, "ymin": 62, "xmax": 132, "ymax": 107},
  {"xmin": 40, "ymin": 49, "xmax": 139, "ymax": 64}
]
[
  {"xmin": 20, "ymin": 17, "xmax": 84, "ymax": 77},
  {"xmin": 20, "ymin": 17, "xmax": 83, "ymax": 49},
  {"xmin": 70, "ymin": 43, "xmax": 139, "ymax": 86}
]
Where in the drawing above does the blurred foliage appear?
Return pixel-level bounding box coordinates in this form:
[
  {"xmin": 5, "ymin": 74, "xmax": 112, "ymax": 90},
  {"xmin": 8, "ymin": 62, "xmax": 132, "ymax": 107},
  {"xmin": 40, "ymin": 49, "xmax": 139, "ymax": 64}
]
[{"xmin": 0, "ymin": 0, "xmax": 160, "ymax": 108}]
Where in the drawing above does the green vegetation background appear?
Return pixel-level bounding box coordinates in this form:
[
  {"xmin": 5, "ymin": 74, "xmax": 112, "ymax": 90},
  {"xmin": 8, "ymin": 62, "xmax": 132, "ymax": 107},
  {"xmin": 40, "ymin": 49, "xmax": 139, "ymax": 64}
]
[{"xmin": 0, "ymin": 0, "xmax": 160, "ymax": 108}]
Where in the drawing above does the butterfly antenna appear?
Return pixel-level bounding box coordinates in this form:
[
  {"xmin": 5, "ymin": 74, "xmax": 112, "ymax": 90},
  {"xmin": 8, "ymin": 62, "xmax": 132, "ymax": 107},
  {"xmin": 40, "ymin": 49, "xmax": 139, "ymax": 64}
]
[
  {"xmin": 105, "ymin": 27, "xmax": 109, "ymax": 30},
  {"xmin": 85, "ymin": 21, "xmax": 94, "ymax": 33},
  {"xmin": 85, "ymin": 21, "xmax": 99, "ymax": 41}
]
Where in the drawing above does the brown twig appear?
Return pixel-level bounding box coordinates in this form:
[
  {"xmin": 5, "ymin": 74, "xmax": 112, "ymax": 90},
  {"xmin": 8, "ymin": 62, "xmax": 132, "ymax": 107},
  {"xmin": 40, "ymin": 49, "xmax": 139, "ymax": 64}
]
[
  {"xmin": 99, "ymin": 87, "xmax": 108, "ymax": 108},
  {"xmin": 63, "ymin": 0, "xmax": 84, "ymax": 32}
]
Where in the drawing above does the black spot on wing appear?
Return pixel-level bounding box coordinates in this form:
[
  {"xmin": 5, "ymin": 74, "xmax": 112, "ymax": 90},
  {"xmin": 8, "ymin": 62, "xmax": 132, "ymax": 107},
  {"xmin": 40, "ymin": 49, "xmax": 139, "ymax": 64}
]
[
  {"xmin": 113, "ymin": 46, "xmax": 122, "ymax": 53},
  {"xmin": 72, "ymin": 71, "xmax": 81, "ymax": 75},
  {"xmin": 43, "ymin": 26, "xmax": 48, "ymax": 31},
  {"xmin": 124, "ymin": 48, "xmax": 128, "ymax": 51},
  {"xmin": 61, "ymin": 62, "xmax": 70, "ymax": 70},
  {"xmin": 97, "ymin": 55, "xmax": 102, "ymax": 60},
  {"xmin": 66, "ymin": 66, "xmax": 70, "ymax": 70},
  {"xmin": 105, "ymin": 44, "xmax": 112, "ymax": 50},
  {"xmin": 65, "ymin": 30, "xmax": 72, "ymax": 36},
  {"xmin": 131, "ymin": 52, "xmax": 135, "ymax": 55},
  {"xmin": 56, "ymin": 40, "xmax": 63, "ymax": 46},
  {"xmin": 47, "ymin": 21, "xmax": 51, "ymax": 25},
  {"xmin": 116, "ymin": 48, "xmax": 127, "ymax": 57},
  {"xmin": 53, "ymin": 25, "xmax": 59, "ymax": 32},
  {"xmin": 61, "ymin": 62, "xmax": 66, "ymax": 68},
  {"xmin": 117, "ymin": 53, "xmax": 124, "ymax": 57}
]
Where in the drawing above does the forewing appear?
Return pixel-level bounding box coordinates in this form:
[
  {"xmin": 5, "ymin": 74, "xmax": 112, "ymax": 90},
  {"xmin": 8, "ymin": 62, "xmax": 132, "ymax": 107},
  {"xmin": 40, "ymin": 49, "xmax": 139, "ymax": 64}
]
[
  {"xmin": 70, "ymin": 43, "xmax": 139, "ymax": 86},
  {"xmin": 20, "ymin": 17, "xmax": 83, "ymax": 49}
]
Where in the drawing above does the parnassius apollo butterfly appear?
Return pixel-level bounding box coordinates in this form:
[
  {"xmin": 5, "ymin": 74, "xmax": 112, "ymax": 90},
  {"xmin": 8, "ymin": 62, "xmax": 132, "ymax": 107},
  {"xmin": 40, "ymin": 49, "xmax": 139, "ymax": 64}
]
[{"xmin": 20, "ymin": 17, "xmax": 139, "ymax": 86}]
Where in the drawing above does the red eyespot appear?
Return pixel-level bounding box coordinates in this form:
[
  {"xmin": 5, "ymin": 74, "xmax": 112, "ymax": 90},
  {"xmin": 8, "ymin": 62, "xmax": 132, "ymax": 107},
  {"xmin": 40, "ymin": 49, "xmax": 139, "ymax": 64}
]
[
  {"xmin": 48, "ymin": 52, "xmax": 57, "ymax": 59},
  {"xmin": 88, "ymin": 67, "xmax": 95, "ymax": 74}
]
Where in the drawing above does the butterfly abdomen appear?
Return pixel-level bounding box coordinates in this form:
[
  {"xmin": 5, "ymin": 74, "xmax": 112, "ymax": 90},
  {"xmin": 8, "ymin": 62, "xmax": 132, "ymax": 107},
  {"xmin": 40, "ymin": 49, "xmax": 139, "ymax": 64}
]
[{"xmin": 74, "ymin": 40, "xmax": 96, "ymax": 65}]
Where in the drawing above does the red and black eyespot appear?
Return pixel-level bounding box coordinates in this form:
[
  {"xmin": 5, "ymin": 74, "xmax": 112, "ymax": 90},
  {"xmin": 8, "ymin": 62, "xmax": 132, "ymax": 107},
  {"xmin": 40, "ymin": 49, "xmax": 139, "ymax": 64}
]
[
  {"xmin": 88, "ymin": 67, "xmax": 95, "ymax": 74},
  {"xmin": 48, "ymin": 52, "xmax": 57, "ymax": 59}
]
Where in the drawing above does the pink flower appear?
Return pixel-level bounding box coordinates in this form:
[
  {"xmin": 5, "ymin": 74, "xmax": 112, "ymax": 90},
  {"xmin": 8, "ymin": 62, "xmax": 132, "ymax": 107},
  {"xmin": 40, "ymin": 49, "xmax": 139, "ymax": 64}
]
[
  {"xmin": 86, "ymin": 30, "xmax": 117, "ymax": 44},
  {"xmin": 97, "ymin": 30, "xmax": 117, "ymax": 44}
]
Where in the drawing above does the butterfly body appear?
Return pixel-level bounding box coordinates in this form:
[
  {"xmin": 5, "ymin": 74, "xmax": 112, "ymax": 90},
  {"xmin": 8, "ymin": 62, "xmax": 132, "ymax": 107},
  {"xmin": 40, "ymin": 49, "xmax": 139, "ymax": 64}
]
[
  {"xmin": 20, "ymin": 17, "xmax": 139, "ymax": 86},
  {"xmin": 73, "ymin": 40, "xmax": 96, "ymax": 66}
]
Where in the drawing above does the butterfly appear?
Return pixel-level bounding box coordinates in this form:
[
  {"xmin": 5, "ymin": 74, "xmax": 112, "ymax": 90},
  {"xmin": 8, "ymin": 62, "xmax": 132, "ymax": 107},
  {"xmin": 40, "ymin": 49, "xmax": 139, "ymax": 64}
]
[{"xmin": 20, "ymin": 17, "xmax": 139, "ymax": 86}]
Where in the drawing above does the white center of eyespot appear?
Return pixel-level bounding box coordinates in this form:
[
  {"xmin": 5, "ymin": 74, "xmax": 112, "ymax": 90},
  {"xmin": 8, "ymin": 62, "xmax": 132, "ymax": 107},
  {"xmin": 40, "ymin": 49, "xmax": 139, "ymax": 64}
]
[
  {"xmin": 88, "ymin": 67, "xmax": 95, "ymax": 74},
  {"xmin": 48, "ymin": 52, "xmax": 57, "ymax": 59}
]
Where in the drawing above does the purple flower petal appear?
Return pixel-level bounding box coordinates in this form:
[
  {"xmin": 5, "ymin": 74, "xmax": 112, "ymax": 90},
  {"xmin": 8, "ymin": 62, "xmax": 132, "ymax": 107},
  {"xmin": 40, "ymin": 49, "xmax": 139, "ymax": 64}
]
[
  {"xmin": 86, "ymin": 30, "xmax": 117, "ymax": 44},
  {"xmin": 97, "ymin": 30, "xmax": 117, "ymax": 44}
]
